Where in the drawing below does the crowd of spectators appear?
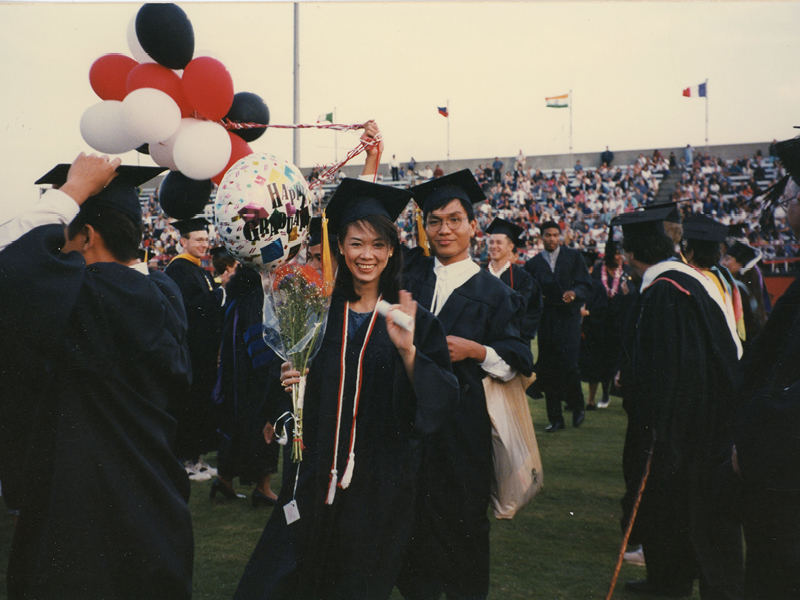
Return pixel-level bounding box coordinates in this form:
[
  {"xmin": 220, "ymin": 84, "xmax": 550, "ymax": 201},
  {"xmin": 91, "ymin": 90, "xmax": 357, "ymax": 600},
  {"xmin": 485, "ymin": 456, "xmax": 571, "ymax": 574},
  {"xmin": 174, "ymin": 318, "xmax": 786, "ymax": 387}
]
[{"xmin": 135, "ymin": 147, "xmax": 796, "ymax": 271}]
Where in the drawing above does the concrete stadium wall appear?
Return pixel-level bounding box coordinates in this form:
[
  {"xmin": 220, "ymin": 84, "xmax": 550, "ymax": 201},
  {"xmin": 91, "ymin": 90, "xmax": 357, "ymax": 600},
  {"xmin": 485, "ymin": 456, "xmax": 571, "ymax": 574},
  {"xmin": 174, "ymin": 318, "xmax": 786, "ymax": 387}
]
[{"xmin": 320, "ymin": 141, "xmax": 772, "ymax": 180}]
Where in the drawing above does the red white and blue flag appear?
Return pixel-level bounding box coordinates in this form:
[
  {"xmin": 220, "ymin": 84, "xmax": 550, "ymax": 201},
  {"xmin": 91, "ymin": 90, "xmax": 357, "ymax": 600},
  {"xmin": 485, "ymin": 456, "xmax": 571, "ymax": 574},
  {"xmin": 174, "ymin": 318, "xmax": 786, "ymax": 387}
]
[
  {"xmin": 438, "ymin": 106, "xmax": 449, "ymax": 117},
  {"xmin": 682, "ymin": 82, "xmax": 707, "ymax": 97}
]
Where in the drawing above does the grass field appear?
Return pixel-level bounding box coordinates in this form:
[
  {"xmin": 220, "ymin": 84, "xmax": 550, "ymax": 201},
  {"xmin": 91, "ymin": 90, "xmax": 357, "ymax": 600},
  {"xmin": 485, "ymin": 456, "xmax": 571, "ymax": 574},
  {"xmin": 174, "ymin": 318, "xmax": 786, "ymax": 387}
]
[{"xmin": 0, "ymin": 385, "xmax": 704, "ymax": 600}]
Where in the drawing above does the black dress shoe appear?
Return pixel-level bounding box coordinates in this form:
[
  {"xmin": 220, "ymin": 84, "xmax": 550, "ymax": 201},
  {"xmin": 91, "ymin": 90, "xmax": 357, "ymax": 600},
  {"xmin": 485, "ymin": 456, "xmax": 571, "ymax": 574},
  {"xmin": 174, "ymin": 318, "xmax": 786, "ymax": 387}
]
[
  {"xmin": 624, "ymin": 579, "xmax": 692, "ymax": 597},
  {"xmin": 545, "ymin": 421, "xmax": 565, "ymax": 433},
  {"xmin": 586, "ymin": 403, "xmax": 597, "ymax": 411},
  {"xmin": 573, "ymin": 409, "xmax": 585, "ymax": 428},
  {"xmin": 252, "ymin": 490, "xmax": 278, "ymax": 507},
  {"xmin": 210, "ymin": 478, "xmax": 245, "ymax": 501}
]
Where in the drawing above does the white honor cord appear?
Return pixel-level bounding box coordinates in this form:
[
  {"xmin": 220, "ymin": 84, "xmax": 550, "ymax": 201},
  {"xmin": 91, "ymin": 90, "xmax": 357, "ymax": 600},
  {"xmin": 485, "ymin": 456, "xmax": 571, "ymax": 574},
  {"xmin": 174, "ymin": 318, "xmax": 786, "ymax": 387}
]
[{"xmin": 326, "ymin": 298, "xmax": 381, "ymax": 504}]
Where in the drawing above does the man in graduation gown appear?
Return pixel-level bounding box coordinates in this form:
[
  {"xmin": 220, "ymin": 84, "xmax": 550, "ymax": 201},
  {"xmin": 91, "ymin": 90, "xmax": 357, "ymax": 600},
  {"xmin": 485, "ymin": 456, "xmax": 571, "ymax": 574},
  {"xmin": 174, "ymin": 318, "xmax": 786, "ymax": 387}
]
[
  {"xmin": 615, "ymin": 208, "xmax": 744, "ymax": 599},
  {"xmin": 398, "ymin": 170, "xmax": 534, "ymax": 600},
  {"xmin": 485, "ymin": 217, "xmax": 543, "ymax": 341},
  {"xmin": 165, "ymin": 218, "xmax": 227, "ymax": 476},
  {"xmin": 0, "ymin": 154, "xmax": 193, "ymax": 600},
  {"xmin": 524, "ymin": 220, "xmax": 592, "ymax": 432},
  {"xmin": 731, "ymin": 141, "xmax": 800, "ymax": 599}
]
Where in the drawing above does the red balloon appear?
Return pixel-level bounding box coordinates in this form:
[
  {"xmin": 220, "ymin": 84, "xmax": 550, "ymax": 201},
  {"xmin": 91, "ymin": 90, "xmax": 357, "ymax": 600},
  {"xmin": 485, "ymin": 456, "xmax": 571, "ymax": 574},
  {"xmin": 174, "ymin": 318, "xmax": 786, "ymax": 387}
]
[
  {"xmin": 127, "ymin": 63, "xmax": 192, "ymax": 117},
  {"xmin": 212, "ymin": 132, "xmax": 252, "ymax": 185},
  {"xmin": 181, "ymin": 57, "xmax": 234, "ymax": 121},
  {"xmin": 89, "ymin": 54, "xmax": 138, "ymax": 101}
]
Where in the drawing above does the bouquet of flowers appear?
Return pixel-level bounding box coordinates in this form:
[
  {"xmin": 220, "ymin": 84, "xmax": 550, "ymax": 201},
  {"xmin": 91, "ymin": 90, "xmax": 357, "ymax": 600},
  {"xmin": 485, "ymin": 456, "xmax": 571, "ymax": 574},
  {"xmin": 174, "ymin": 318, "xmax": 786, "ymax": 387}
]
[{"xmin": 262, "ymin": 263, "xmax": 332, "ymax": 462}]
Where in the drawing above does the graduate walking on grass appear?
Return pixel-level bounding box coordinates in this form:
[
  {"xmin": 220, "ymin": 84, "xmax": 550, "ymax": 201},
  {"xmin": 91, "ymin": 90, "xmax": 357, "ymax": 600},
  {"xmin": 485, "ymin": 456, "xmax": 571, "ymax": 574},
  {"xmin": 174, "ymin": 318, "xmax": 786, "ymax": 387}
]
[{"xmin": 397, "ymin": 170, "xmax": 533, "ymax": 600}]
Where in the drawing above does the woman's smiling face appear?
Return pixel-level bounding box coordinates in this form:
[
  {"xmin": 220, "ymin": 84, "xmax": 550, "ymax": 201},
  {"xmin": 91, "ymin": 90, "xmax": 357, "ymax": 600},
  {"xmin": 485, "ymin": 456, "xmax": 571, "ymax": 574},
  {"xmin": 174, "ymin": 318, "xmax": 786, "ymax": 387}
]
[{"xmin": 339, "ymin": 221, "xmax": 390, "ymax": 289}]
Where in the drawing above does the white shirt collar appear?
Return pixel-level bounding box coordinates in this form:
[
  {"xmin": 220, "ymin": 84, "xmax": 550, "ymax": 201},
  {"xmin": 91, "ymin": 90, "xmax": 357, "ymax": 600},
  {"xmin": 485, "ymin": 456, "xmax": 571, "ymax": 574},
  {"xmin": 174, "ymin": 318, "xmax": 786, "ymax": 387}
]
[
  {"xmin": 541, "ymin": 245, "xmax": 560, "ymax": 271},
  {"xmin": 488, "ymin": 260, "xmax": 511, "ymax": 278},
  {"xmin": 130, "ymin": 262, "xmax": 150, "ymax": 275},
  {"xmin": 430, "ymin": 256, "xmax": 480, "ymax": 316}
]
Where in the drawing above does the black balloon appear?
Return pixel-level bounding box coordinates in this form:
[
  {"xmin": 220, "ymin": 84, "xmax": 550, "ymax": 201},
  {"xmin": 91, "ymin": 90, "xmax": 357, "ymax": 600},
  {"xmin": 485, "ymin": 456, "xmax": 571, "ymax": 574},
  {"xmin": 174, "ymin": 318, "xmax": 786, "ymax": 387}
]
[
  {"xmin": 136, "ymin": 144, "xmax": 150, "ymax": 155},
  {"xmin": 136, "ymin": 4, "xmax": 194, "ymax": 70},
  {"xmin": 224, "ymin": 92, "xmax": 270, "ymax": 142},
  {"xmin": 158, "ymin": 171, "xmax": 212, "ymax": 220}
]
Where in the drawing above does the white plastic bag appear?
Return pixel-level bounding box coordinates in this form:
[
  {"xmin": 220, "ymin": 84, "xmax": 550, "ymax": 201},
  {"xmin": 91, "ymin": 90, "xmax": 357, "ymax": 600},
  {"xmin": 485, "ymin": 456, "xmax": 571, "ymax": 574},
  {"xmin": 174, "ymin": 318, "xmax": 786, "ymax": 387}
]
[{"xmin": 484, "ymin": 373, "xmax": 543, "ymax": 519}]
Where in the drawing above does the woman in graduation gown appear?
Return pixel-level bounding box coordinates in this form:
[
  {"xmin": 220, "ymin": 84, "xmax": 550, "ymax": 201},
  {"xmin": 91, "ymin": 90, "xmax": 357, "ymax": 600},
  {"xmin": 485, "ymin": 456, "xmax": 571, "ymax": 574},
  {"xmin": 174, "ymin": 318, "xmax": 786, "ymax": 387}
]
[
  {"xmin": 582, "ymin": 241, "xmax": 632, "ymax": 408},
  {"xmin": 234, "ymin": 179, "xmax": 458, "ymax": 600}
]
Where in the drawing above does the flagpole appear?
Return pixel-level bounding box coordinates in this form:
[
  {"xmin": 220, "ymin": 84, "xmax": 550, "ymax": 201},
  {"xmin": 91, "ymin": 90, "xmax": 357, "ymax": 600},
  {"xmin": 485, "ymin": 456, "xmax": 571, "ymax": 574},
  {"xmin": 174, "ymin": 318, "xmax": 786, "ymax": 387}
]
[
  {"xmin": 569, "ymin": 89, "xmax": 573, "ymax": 163},
  {"xmin": 447, "ymin": 99, "xmax": 450, "ymax": 172},
  {"xmin": 334, "ymin": 107, "xmax": 338, "ymax": 163},
  {"xmin": 704, "ymin": 79, "xmax": 709, "ymax": 153},
  {"xmin": 292, "ymin": 3, "xmax": 300, "ymax": 167}
]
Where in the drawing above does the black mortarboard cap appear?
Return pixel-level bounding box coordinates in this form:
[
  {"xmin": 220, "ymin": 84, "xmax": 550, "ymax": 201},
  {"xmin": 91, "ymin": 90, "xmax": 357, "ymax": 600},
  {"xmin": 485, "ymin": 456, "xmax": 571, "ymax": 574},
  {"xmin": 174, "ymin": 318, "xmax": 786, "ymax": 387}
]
[
  {"xmin": 173, "ymin": 217, "xmax": 210, "ymax": 236},
  {"xmin": 209, "ymin": 246, "xmax": 231, "ymax": 259},
  {"xmin": 610, "ymin": 207, "xmax": 673, "ymax": 238},
  {"xmin": 726, "ymin": 241, "xmax": 761, "ymax": 272},
  {"xmin": 642, "ymin": 201, "xmax": 681, "ymax": 223},
  {"xmin": 770, "ymin": 137, "xmax": 800, "ymax": 184},
  {"xmin": 410, "ymin": 169, "xmax": 486, "ymax": 214},
  {"xmin": 36, "ymin": 163, "xmax": 165, "ymax": 224},
  {"xmin": 728, "ymin": 223, "xmax": 748, "ymax": 239},
  {"xmin": 308, "ymin": 216, "xmax": 323, "ymax": 246},
  {"xmin": 581, "ymin": 249, "xmax": 599, "ymax": 267},
  {"xmin": 324, "ymin": 178, "xmax": 412, "ymax": 233},
  {"xmin": 485, "ymin": 217, "xmax": 525, "ymax": 247},
  {"xmin": 682, "ymin": 214, "xmax": 729, "ymax": 243}
]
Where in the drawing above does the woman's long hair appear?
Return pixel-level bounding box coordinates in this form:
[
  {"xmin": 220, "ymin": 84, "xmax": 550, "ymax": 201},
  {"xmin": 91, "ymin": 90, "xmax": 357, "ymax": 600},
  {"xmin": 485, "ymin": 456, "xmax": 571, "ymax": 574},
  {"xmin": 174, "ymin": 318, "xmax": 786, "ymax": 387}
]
[{"xmin": 334, "ymin": 214, "xmax": 403, "ymax": 304}]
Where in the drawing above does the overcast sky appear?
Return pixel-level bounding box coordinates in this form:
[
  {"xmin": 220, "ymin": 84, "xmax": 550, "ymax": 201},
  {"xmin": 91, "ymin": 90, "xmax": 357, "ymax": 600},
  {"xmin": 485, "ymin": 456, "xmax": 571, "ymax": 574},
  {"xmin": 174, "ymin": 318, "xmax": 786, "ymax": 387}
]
[{"xmin": 2, "ymin": 1, "xmax": 800, "ymax": 218}]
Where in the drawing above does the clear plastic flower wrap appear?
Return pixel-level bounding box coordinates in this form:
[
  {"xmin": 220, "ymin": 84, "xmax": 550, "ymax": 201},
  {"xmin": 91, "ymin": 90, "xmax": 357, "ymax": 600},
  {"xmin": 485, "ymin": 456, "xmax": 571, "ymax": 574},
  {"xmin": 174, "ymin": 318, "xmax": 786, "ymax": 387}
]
[{"xmin": 261, "ymin": 262, "xmax": 332, "ymax": 461}]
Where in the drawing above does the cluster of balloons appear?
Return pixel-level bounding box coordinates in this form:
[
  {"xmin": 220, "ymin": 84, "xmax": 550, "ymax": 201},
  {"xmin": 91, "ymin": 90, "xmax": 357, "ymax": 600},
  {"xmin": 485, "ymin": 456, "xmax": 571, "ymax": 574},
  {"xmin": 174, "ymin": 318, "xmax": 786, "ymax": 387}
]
[
  {"xmin": 82, "ymin": 3, "xmax": 270, "ymax": 219},
  {"xmin": 215, "ymin": 153, "xmax": 311, "ymax": 271}
]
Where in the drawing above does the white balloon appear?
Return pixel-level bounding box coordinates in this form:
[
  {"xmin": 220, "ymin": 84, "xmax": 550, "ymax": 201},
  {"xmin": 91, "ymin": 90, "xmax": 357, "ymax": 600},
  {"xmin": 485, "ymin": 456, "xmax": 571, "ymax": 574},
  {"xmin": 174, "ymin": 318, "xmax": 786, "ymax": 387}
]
[
  {"xmin": 122, "ymin": 88, "xmax": 181, "ymax": 144},
  {"xmin": 126, "ymin": 13, "xmax": 154, "ymax": 64},
  {"xmin": 80, "ymin": 100, "xmax": 140, "ymax": 154},
  {"xmin": 149, "ymin": 118, "xmax": 202, "ymax": 171},
  {"xmin": 173, "ymin": 121, "xmax": 232, "ymax": 180}
]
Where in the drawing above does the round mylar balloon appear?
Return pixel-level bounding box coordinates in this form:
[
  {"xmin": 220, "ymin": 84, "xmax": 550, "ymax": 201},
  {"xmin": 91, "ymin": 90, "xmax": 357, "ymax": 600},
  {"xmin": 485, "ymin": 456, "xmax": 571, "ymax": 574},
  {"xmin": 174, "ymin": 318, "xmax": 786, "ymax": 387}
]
[{"xmin": 215, "ymin": 153, "xmax": 311, "ymax": 270}]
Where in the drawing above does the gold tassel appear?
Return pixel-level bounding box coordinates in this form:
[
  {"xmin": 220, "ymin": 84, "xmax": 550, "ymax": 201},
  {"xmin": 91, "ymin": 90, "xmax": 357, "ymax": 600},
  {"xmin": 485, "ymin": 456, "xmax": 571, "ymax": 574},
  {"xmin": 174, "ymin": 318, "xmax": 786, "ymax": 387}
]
[
  {"xmin": 321, "ymin": 213, "xmax": 335, "ymax": 290},
  {"xmin": 415, "ymin": 208, "xmax": 430, "ymax": 256}
]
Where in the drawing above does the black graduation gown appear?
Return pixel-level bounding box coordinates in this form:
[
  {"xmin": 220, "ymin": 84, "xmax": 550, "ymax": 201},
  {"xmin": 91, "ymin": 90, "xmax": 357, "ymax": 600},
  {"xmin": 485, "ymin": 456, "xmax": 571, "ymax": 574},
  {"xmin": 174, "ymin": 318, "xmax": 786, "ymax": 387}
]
[
  {"xmin": 495, "ymin": 263, "xmax": 543, "ymax": 340},
  {"xmin": 580, "ymin": 261, "xmax": 633, "ymax": 385},
  {"xmin": 622, "ymin": 266, "xmax": 743, "ymax": 598},
  {"xmin": 578, "ymin": 276, "xmax": 611, "ymax": 383},
  {"xmin": 165, "ymin": 255, "xmax": 224, "ymax": 458},
  {"xmin": 234, "ymin": 293, "xmax": 458, "ymax": 600},
  {"xmin": 733, "ymin": 277, "xmax": 800, "ymax": 599},
  {"xmin": 524, "ymin": 247, "xmax": 592, "ymax": 392},
  {"xmin": 213, "ymin": 267, "xmax": 279, "ymax": 484},
  {"xmin": 398, "ymin": 255, "xmax": 534, "ymax": 600},
  {"xmin": 0, "ymin": 225, "xmax": 193, "ymax": 600}
]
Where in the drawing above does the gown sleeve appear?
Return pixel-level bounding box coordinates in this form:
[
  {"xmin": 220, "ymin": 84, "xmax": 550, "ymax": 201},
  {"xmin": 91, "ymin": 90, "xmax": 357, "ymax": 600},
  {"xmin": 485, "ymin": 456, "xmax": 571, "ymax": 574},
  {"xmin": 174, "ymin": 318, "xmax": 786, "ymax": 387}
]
[
  {"xmin": 485, "ymin": 286, "xmax": 535, "ymax": 377},
  {"xmin": 0, "ymin": 224, "xmax": 86, "ymax": 354},
  {"xmin": 570, "ymin": 250, "xmax": 594, "ymax": 304},
  {"xmin": 516, "ymin": 266, "xmax": 543, "ymax": 340},
  {"xmin": 0, "ymin": 189, "xmax": 79, "ymax": 252},
  {"xmin": 393, "ymin": 306, "xmax": 459, "ymax": 438}
]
